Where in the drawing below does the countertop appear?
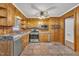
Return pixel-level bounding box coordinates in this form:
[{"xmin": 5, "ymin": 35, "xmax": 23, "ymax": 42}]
[
  {"xmin": 0, "ymin": 30, "xmax": 51, "ymax": 41},
  {"xmin": 0, "ymin": 31, "xmax": 31, "ymax": 41}
]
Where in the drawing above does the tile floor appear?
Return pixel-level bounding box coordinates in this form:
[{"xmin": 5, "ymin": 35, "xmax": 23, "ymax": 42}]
[{"xmin": 20, "ymin": 42, "xmax": 78, "ymax": 56}]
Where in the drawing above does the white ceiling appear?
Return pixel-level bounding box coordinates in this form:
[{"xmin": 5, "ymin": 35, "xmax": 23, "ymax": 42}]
[{"xmin": 14, "ymin": 3, "xmax": 79, "ymax": 18}]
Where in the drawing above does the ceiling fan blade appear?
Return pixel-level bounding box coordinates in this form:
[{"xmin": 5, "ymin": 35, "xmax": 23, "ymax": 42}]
[
  {"xmin": 31, "ymin": 4, "xmax": 41, "ymax": 11},
  {"xmin": 45, "ymin": 6, "xmax": 56, "ymax": 11},
  {"xmin": 32, "ymin": 12, "xmax": 40, "ymax": 16}
]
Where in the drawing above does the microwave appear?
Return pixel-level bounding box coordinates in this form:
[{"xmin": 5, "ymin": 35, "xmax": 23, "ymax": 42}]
[{"xmin": 40, "ymin": 25, "xmax": 48, "ymax": 30}]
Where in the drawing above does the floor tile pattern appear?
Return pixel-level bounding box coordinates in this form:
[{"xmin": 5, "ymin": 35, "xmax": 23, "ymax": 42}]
[{"xmin": 20, "ymin": 42, "xmax": 78, "ymax": 56}]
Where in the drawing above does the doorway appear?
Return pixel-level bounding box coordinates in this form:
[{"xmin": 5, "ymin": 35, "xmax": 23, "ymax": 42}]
[{"xmin": 65, "ymin": 17, "xmax": 74, "ymax": 50}]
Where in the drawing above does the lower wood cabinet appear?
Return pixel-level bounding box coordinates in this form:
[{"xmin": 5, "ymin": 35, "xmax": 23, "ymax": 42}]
[
  {"xmin": 0, "ymin": 40, "xmax": 13, "ymax": 56},
  {"xmin": 39, "ymin": 33, "xmax": 49, "ymax": 42},
  {"xmin": 21, "ymin": 34, "xmax": 29, "ymax": 50},
  {"xmin": 50, "ymin": 33, "xmax": 54, "ymax": 42},
  {"xmin": 0, "ymin": 34, "xmax": 29, "ymax": 56}
]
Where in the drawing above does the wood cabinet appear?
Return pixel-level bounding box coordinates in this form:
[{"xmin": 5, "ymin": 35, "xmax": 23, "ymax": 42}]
[
  {"xmin": 39, "ymin": 33, "xmax": 49, "ymax": 42},
  {"xmin": 0, "ymin": 3, "xmax": 27, "ymax": 35},
  {"xmin": 15, "ymin": 8, "xmax": 28, "ymax": 30},
  {"xmin": 50, "ymin": 32, "xmax": 54, "ymax": 41},
  {"xmin": 7, "ymin": 4, "xmax": 16, "ymax": 26},
  {"xmin": 0, "ymin": 4, "xmax": 7, "ymax": 18},
  {"xmin": 20, "ymin": 19, "xmax": 27, "ymax": 29},
  {"xmin": 21, "ymin": 34, "xmax": 29, "ymax": 49},
  {"xmin": 49, "ymin": 17, "xmax": 60, "ymax": 42},
  {"xmin": 27, "ymin": 18, "xmax": 39, "ymax": 28},
  {"xmin": 0, "ymin": 4, "xmax": 7, "ymax": 26},
  {"xmin": 0, "ymin": 40, "xmax": 8, "ymax": 56},
  {"xmin": 0, "ymin": 9, "xmax": 7, "ymax": 18},
  {"xmin": 0, "ymin": 3, "xmax": 16, "ymax": 26},
  {"xmin": 0, "ymin": 29, "xmax": 4, "ymax": 35},
  {"xmin": 0, "ymin": 3, "xmax": 7, "ymax": 9},
  {"xmin": 59, "ymin": 17, "xmax": 65, "ymax": 44},
  {"xmin": 0, "ymin": 18, "xmax": 7, "ymax": 26},
  {"xmin": 54, "ymin": 29, "xmax": 60, "ymax": 42},
  {"xmin": 0, "ymin": 40, "xmax": 13, "ymax": 56},
  {"xmin": 0, "ymin": 3, "xmax": 15, "ymax": 35}
]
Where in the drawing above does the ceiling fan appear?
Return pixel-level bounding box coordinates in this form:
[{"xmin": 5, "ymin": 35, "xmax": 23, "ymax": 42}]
[{"xmin": 31, "ymin": 4, "xmax": 56, "ymax": 19}]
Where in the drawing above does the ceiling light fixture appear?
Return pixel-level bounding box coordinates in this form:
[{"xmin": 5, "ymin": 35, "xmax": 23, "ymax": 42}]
[
  {"xmin": 38, "ymin": 11, "xmax": 48, "ymax": 19},
  {"xmin": 31, "ymin": 4, "xmax": 56, "ymax": 19}
]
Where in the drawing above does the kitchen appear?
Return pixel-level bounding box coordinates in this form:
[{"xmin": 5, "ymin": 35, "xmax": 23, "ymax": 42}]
[{"xmin": 0, "ymin": 3, "xmax": 79, "ymax": 56}]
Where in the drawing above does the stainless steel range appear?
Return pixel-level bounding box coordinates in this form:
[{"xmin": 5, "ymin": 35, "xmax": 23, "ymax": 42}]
[{"xmin": 29, "ymin": 29, "xmax": 39, "ymax": 43}]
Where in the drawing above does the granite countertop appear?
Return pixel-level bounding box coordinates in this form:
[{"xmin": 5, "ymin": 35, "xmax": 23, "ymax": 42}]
[
  {"xmin": 0, "ymin": 31, "xmax": 31, "ymax": 41},
  {"xmin": 0, "ymin": 30, "xmax": 51, "ymax": 41}
]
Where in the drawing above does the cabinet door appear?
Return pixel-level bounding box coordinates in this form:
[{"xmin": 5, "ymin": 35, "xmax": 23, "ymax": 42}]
[
  {"xmin": 50, "ymin": 32, "xmax": 54, "ymax": 42},
  {"xmin": 54, "ymin": 29, "xmax": 60, "ymax": 42},
  {"xmin": 0, "ymin": 3, "xmax": 7, "ymax": 9},
  {"xmin": 0, "ymin": 41, "xmax": 10, "ymax": 56},
  {"xmin": 50, "ymin": 18, "xmax": 60, "ymax": 42},
  {"xmin": 7, "ymin": 4, "xmax": 15, "ymax": 26},
  {"xmin": 21, "ymin": 35, "xmax": 29, "ymax": 49},
  {"xmin": 39, "ymin": 34, "xmax": 48, "ymax": 42},
  {"xmin": 0, "ymin": 18, "xmax": 7, "ymax": 26},
  {"xmin": 25, "ymin": 35, "xmax": 29, "ymax": 45},
  {"xmin": 0, "ymin": 29, "xmax": 4, "ymax": 35},
  {"xmin": 0, "ymin": 9, "xmax": 7, "ymax": 17},
  {"xmin": 20, "ymin": 20, "xmax": 27, "ymax": 29}
]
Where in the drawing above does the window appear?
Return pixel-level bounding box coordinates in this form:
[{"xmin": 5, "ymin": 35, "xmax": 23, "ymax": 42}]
[{"xmin": 13, "ymin": 17, "xmax": 21, "ymax": 31}]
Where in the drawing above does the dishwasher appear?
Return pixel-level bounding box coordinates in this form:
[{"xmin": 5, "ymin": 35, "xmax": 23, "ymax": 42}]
[{"xmin": 13, "ymin": 37, "xmax": 22, "ymax": 56}]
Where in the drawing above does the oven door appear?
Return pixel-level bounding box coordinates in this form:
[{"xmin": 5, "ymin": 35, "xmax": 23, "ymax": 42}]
[{"xmin": 29, "ymin": 33, "xmax": 39, "ymax": 42}]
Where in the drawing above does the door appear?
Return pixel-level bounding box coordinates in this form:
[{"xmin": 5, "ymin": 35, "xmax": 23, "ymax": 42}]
[{"xmin": 65, "ymin": 17, "xmax": 74, "ymax": 50}]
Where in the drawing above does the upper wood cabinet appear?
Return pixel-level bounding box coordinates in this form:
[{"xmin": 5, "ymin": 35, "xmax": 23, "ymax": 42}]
[
  {"xmin": 0, "ymin": 9, "xmax": 7, "ymax": 18},
  {"xmin": 15, "ymin": 8, "xmax": 21, "ymax": 17},
  {"xmin": 0, "ymin": 3, "xmax": 28, "ymax": 35},
  {"xmin": 20, "ymin": 19, "xmax": 27, "ymax": 29},
  {"xmin": 0, "ymin": 3, "xmax": 7, "ymax": 9},
  {"xmin": 0, "ymin": 3, "xmax": 7, "ymax": 26},
  {"xmin": 0, "ymin": 3, "xmax": 16, "ymax": 26},
  {"xmin": 7, "ymin": 4, "xmax": 16, "ymax": 26},
  {"xmin": 0, "ymin": 4, "xmax": 7, "ymax": 18},
  {"xmin": 15, "ymin": 8, "xmax": 28, "ymax": 30},
  {"xmin": 27, "ymin": 18, "xmax": 39, "ymax": 27},
  {"xmin": 0, "ymin": 18, "xmax": 7, "ymax": 26}
]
